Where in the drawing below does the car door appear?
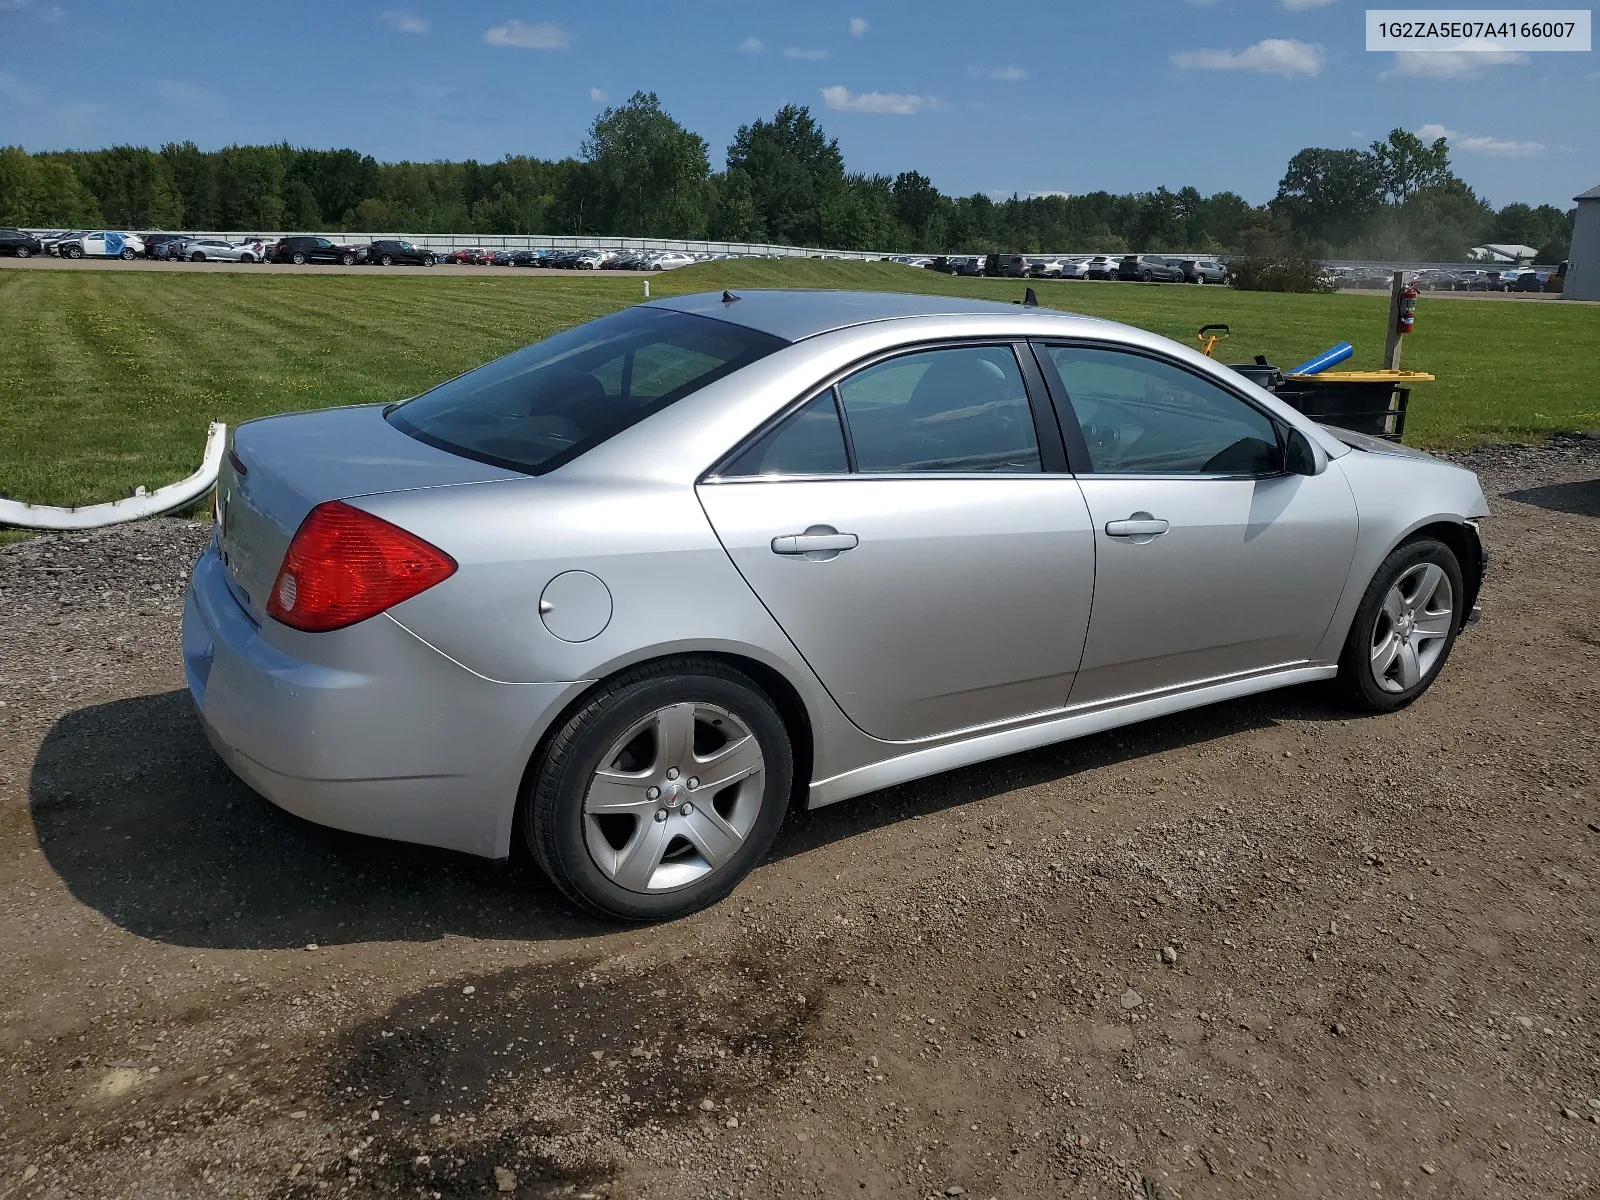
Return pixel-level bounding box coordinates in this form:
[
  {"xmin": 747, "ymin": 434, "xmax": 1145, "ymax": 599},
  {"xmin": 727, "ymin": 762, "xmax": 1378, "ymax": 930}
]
[
  {"xmin": 1035, "ymin": 343, "xmax": 1357, "ymax": 705},
  {"xmin": 82, "ymin": 232, "xmax": 107, "ymax": 256},
  {"xmin": 697, "ymin": 342, "xmax": 1096, "ymax": 743}
]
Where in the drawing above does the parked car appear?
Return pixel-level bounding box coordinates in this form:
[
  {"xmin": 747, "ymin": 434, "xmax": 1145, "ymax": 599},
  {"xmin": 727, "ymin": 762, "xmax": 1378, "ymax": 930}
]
[
  {"xmin": 358, "ymin": 239, "xmax": 433, "ymax": 266},
  {"xmin": 178, "ymin": 237, "xmax": 263, "ymax": 263},
  {"xmin": 984, "ymin": 253, "xmax": 1028, "ymax": 278},
  {"xmin": 142, "ymin": 233, "xmax": 190, "ymax": 260},
  {"xmin": 57, "ymin": 231, "xmax": 145, "ymax": 260},
  {"xmin": 1027, "ymin": 258, "xmax": 1064, "ymax": 278},
  {"xmin": 1082, "ymin": 255, "xmax": 1120, "ymax": 280},
  {"xmin": 1117, "ymin": 254, "xmax": 1184, "ymax": 282},
  {"xmin": 190, "ymin": 288, "xmax": 1488, "ymax": 921},
  {"xmin": 1054, "ymin": 257, "xmax": 1090, "ymax": 280},
  {"xmin": 442, "ymin": 247, "xmax": 491, "ymax": 265},
  {"xmin": 269, "ymin": 236, "xmax": 363, "ymax": 266},
  {"xmin": 649, "ymin": 252, "xmax": 697, "ymax": 270},
  {"xmin": 1509, "ymin": 270, "xmax": 1549, "ymax": 293},
  {"xmin": 507, "ymin": 249, "xmax": 541, "ymax": 267},
  {"xmin": 1177, "ymin": 258, "xmax": 1227, "ymax": 285},
  {"xmin": 0, "ymin": 227, "xmax": 44, "ymax": 257}
]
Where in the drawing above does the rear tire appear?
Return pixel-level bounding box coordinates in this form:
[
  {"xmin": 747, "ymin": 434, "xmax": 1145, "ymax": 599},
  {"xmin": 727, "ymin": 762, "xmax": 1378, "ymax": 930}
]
[
  {"xmin": 190, "ymin": 252, "xmax": 206, "ymax": 262},
  {"xmin": 524, "ymin": 658, "xmax": 793, "ymax": 922},
  {"xmin": 66, "ymin": 245, "xmax": 83, "ymax": 259},
  {"xmin": 291, "ymin": 252, "xmax": 307, "ymax": 265},
  {"xmin": 380, "ymin": 254, "xmax": 394, "ymax": 266},
  {"xmin": 1337, "ymin": 537, "xmax": 1464, "ymax": 712}
]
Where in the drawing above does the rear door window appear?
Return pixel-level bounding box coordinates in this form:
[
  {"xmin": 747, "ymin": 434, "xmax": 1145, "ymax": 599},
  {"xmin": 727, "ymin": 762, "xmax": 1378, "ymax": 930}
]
[
  {"xmin": 388, "ymin": 307, "xmax": 786, "ymax": 475},
  {"xmin": 836, "ymin": 345, "xmax": 1042, "ymax": 474}
]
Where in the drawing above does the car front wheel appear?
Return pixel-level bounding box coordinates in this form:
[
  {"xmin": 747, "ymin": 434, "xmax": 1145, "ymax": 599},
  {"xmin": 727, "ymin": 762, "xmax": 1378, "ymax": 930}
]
[
  {"xmin": 1338, "ymin": 537, "xmax": 1464, "ymax": 712},
  {"xmin": 524, "ymin": 658, "xmax": 793, "ymax": 922}
]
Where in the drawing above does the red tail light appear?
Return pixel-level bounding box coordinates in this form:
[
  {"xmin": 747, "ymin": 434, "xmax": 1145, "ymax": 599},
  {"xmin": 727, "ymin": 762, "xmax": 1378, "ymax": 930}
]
[{"xmin": 266, "ymin": 501, "xmax": 456, "ymax": 632}]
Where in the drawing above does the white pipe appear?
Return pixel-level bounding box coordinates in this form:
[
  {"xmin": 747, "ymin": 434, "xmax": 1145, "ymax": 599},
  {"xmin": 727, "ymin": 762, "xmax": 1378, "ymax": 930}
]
[{"xmin": 0, "ymin": 422, "xmax": 227, "ymax": 530}]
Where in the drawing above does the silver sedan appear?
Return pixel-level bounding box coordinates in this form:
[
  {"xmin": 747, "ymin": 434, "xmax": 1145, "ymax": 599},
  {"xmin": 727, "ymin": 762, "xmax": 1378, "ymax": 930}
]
[{"xmin": 184, "ymin": 290, "xmax": 1488, "ymax": 920}]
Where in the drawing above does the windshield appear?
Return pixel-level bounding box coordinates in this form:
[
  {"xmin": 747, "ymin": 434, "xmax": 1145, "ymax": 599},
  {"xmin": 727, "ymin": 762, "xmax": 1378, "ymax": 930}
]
[{"xmin": 387, "ymin": 306, "xmax": 787, "ymax": 475}]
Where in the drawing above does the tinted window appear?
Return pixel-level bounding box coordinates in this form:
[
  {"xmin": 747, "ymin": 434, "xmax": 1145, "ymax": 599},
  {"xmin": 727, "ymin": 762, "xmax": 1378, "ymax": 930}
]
[
  {"xmin": 723, "ymin": 391, "xmax": 849, "ymax": 476},
  {"xmin": 1043, "ymin": 346, "xmax": 1281, "ymax": 475},
  {"xmin": 836, "ymin": 346, "xmax": 1041, "ymax": 474},
  {"xmin": 389, "ymin": 307, "xmax": 786, "ymax": 475}
]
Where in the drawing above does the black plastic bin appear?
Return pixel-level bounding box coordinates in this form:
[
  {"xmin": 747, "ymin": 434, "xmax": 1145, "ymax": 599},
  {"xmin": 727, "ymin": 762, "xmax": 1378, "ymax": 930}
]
[{"xmin": 1273, "ymin": 376, "xmax": 1412, "ymax": 441}]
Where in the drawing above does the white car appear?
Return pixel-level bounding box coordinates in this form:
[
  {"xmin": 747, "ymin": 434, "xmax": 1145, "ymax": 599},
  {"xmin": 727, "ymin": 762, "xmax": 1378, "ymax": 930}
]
[
  {"xmin": 59, "ymin": 231, "xmax": 145, "ymax": 260},
  {"xmin": 1057, "ymin": 256, "xmax": 1091, "ymax": 280},
  {"xmin": 650, "ymin": 252, "xmax": 697, "ymax": 270},
  {"xmin": 177, "ymin": 238, "xmax": 263, "ymax": 263}
]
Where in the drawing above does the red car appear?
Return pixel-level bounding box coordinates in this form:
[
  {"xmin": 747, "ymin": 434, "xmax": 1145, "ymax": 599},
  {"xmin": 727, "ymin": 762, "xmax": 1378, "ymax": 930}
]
[{"xmin": 443, "ymin": 247, "xmax": 491, "ymax": 265}]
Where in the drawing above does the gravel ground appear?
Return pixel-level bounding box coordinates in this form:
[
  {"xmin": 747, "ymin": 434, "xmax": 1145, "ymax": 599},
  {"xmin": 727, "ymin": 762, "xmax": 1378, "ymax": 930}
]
[{"xmin": 1, "ymin": 439, "xmax": 1597, "ymax": 1200}]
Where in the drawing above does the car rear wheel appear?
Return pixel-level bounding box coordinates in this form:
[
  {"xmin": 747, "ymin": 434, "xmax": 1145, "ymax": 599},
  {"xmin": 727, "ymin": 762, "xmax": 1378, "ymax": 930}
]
[
  {"xmin": 380, "ymin": 254, "xmax": 394, "ymax": 266},
  {"xmin": 66, "ymin": 245, "xmax": 83, "ymax": 259},
  {"xmin": 1337, "ymin": 537, "xmax": 1463, "ymax": 712},
  {"xmin": 1140, "ymin": 269, "xmax": 1153, "ymax": 282},
  {"xmin": 190, "ymin": 252, "xmax": 206, "ymax": 262},
  {"xmin": 291, "ymin": 252, "xmax": 307, "ymax": 265},
  {"xmin": 524, "ymin": 658, "xmax": 793, "ymax": 922}
]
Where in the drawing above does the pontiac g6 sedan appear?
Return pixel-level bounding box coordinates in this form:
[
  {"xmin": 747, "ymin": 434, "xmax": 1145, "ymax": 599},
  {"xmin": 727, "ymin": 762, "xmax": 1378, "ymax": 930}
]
[{"xmin": 184, "ymin": 290, "xmax": 1488, "ymax": 920}]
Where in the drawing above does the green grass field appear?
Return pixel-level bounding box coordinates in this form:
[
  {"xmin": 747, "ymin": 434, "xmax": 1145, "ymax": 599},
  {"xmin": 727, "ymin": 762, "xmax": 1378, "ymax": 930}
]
[{"xmin": 3, "ymin": 260, "xmax": 1596, "ymax": 508}]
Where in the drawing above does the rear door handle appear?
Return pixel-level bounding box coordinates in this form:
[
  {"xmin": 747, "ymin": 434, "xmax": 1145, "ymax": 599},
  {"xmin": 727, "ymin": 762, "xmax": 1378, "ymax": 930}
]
[
  {"xmin": 771, "ymin": 526, "xmax": 859, "ymax": 557},
  {"xmin": 1104, "ymin": 514, "xmax": 1170, "ymax": 539}
]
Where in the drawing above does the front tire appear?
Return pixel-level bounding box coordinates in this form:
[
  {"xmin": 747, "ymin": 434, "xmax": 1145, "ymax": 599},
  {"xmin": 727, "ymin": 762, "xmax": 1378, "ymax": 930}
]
[
  {"xmin": 524, "ymin": 659, "xmax": 793, "ymax": 922},
  {"xmin": 1337, "ymin": 537, "xmax": 1464, "ymax": 712},
  {"xmin": 15, "ymin": 247, "xmax": 30, "ymax": 258},
  {"xmin": 340, "ymin": 253, "xmax": 356, "ymax": 266}
]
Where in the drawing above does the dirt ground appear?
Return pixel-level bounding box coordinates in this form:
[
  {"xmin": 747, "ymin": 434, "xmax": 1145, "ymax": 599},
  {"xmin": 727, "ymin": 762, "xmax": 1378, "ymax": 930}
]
[{"xmin": 1, "ymin": 438, "xmax": 1597, "ymax": 1200}]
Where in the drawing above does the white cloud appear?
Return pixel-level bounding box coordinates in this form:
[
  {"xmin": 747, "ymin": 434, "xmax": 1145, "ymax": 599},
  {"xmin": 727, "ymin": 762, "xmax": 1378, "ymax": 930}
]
[
  {"xmin": 1415, "ymin": 122, "xmax": 1545, "ymax": 156},
  {"xmin": 483, "ymin": 19, "xmax": 571, "ymax": 50},
  {"xmin": 783, "ymin": 46, "xmax": 830, "ymax": 60},
  {"xmin": 589, "ymin": 86, "xmax": 607, "ymax": 102},
  {"xmin": 1383, "ymin": 46, "xmax": 1526, "ymax": 78},
  {"xmin": 821, "ymin": 85, "xmax": 938, "ymax": 115},
  {"xmin": 737, "ymin": 36, "xmax": 763, "ymax": 53},
  {"xmin": 380, "ymin": 9, "xmax": 430, "ymax": 34},
  {"xmin": 849, "ymin": 16, "xmax": 869, "ymax": 36},
  {"xmin": 990, "ymin": 65, "xmax": 1029, "ymax": 81},
  {"xmin": 0, "ymin": 0, "xmax": 62, "ymax": 18},
  {"xmin": 149, "ymin": 79, "xmax": 226, "ymax": 109},
  {"xmin": 1282, "ymin": 0, "xmax": 1337, "ymax": 9},
  {"xmin": 1024, "ymin": 189, "xmax": 1072, "ymax": 199},
  {"xmin": 1171, "ymin": 37, "xmax": 1324, "ymax": 76},
  {"xmin": 0, "ymin": 70, "xmax": 42, "ymax": 106}
]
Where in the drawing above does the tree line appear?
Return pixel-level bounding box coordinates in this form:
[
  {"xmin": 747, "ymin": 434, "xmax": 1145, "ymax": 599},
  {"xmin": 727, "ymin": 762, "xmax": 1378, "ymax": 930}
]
[{"xmin": 0, "ymin": 93, "xmax": 1575, "ymax": 262}]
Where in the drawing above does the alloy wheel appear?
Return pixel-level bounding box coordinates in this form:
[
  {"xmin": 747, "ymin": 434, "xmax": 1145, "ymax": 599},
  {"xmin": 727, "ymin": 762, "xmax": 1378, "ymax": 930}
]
[
  {"xmin": 582, "ymin": 702, "xmax": 766, "ymax": 893},
  {"xmin": 1370, "ymin": 562, "xmax": 1453, "ymax": 693}
]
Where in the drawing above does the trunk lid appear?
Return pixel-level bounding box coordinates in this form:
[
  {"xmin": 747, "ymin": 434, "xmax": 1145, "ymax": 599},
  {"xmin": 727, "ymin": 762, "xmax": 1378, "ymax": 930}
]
[{"xmin": 217, "ymin": 403, "xmax": 516, "ymax": 622}]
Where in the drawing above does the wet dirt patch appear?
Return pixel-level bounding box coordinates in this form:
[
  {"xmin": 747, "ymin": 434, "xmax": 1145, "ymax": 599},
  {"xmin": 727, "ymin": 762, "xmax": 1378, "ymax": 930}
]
[{"xmin": 287, "ymin": 945, "xmax": 823, "ymax": 1198}]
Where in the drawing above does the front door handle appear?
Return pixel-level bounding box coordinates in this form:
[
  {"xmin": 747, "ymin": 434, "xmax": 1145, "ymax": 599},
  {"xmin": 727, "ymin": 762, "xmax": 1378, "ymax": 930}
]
[
  {"xmin": 771, "ymin": 525, "xmax": 859, "ymax": 559},
  {"xmin": 1104, "ymin": 513, "xmax": 1170, "ymax": 540}
]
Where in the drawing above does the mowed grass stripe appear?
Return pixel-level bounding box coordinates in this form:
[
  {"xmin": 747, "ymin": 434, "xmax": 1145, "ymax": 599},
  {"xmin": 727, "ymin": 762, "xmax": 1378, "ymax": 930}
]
[{"xmin": 2, "ymin": 264, "xmax": 1595, "ymax": 508}]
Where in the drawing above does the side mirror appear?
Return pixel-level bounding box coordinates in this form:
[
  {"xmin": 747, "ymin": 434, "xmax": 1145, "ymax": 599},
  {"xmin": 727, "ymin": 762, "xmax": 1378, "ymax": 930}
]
[{"xmin": 1284, "ymin": 427, "xmax": 1325, "ymax": 476}]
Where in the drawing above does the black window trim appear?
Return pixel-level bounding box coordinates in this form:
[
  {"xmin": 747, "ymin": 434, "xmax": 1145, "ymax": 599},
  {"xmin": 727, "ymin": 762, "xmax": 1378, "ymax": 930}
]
[
  {"xmin": 704, "ymin": 337, "xmax": 1072, "ymax": 483},
  {"xmin": 1029, "ymin": 338, "xmax": 1293, "ymax": 481}
]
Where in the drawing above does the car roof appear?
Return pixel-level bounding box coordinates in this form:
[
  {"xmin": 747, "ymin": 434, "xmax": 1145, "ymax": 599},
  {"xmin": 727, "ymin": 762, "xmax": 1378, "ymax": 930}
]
[{"xmin": 645, "ymin": 288, "xmax": 1060, "ymax": 342}]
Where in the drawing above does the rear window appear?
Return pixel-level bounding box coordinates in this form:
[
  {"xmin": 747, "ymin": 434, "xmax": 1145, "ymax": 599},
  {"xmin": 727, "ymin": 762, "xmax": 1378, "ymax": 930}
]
[{"xmin": 387, "ymin": 306, "xmax": 786, "ymax": 475}]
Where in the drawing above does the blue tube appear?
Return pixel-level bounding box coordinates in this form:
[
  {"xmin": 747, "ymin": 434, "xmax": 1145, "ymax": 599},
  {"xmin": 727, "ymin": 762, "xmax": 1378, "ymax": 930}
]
[{"xmin": 1288, "ymin": 341, "xmax": 1354, "ymax": 376}]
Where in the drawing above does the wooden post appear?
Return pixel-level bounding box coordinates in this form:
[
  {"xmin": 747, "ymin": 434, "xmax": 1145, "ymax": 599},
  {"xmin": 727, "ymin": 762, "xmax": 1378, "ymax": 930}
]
[{"xmin": 1384, "ymin": 270, "xmax": 1405, "ymax": 371}]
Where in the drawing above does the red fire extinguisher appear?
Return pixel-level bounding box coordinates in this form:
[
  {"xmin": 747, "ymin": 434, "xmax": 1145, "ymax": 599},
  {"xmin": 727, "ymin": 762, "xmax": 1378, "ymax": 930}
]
[{"xmin": 1397, "ymin": 284, "xmax": 1418, "ymax": 335}]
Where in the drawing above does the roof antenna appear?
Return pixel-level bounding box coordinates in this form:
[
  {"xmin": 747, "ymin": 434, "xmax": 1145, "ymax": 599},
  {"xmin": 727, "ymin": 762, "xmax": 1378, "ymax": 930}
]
[
  {"xmin": 722, "ymin": 290, "xmax": 741, "ymax": 303},
  {"xmin": 1023, "ymin": 287, "xmax": 1038, "ymax": 307}
]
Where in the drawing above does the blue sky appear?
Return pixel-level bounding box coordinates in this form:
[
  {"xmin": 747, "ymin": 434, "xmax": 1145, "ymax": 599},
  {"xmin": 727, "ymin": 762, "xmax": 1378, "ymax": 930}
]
[{"xmin": 0, "ymin": 0, "xmax": 1594, "ymax": 207}]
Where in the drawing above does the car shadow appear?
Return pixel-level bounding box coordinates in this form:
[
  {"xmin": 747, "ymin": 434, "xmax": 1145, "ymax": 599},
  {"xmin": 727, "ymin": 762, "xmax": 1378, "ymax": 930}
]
[
  {"xmin": 32, "ymin": 683, "xmax": 1348, "ymax": 949},
  {"xmin": 28, "ymin": 690, "xmax": 607, "ymax": 950},
  {"xmin": 1502, "ymin": 479, "xmax": 1600, "ymax": 519},
  {"xmin": 769, "ymin": 681, "xmax": 1345, "ymax": 862}
]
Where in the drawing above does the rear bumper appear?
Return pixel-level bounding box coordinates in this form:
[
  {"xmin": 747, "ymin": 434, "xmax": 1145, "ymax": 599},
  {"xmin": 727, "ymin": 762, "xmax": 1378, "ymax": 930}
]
[{"xmin": 183, "ymin": 546, "xmax": 575, "ymax": 858}]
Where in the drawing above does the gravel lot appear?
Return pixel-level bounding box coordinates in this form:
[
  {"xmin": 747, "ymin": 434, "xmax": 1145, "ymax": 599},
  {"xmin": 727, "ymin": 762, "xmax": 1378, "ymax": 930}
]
[{"xmin": 1, "ymin": 439, "xmax": 1596, "ymax": 1200}]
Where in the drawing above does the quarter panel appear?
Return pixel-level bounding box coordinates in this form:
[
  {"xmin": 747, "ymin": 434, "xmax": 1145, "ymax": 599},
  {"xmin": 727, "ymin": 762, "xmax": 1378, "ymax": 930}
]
[{"xmin": 1312, "ymin": 451, "xmax": 1490, "ymax": 662}]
